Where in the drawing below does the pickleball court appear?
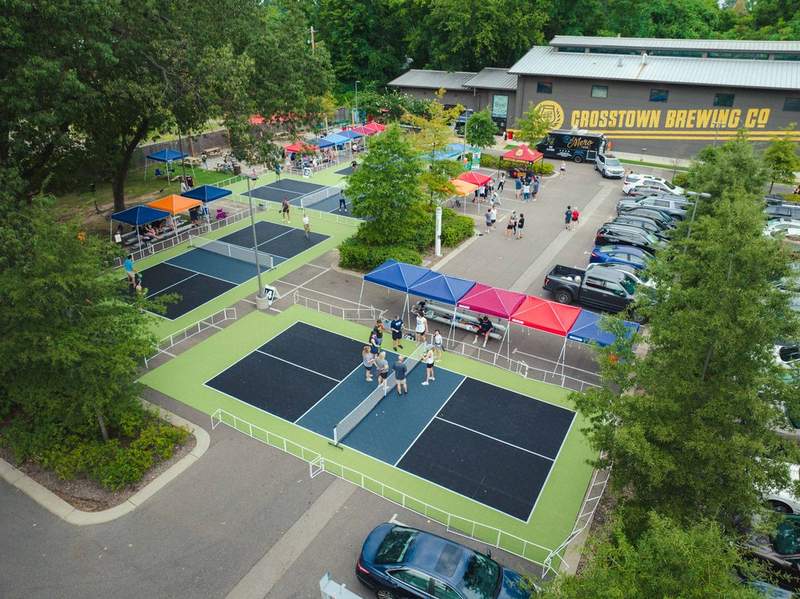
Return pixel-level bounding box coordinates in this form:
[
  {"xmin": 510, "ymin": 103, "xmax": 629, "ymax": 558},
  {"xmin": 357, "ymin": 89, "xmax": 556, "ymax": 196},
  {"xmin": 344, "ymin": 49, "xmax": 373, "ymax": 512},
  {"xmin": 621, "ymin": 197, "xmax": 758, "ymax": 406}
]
[
  {"xmin": 204, "ymin": 321, "xmax": 575, "ymax": 521},
  {"xmin": 244, "ymin": 179, "xmax": 353, "ymax": 215}
]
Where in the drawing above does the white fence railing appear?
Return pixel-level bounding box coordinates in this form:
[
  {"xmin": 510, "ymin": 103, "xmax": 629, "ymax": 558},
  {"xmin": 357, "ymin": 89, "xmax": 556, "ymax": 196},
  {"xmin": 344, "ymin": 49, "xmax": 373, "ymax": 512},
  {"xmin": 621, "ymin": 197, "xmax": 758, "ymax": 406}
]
[
  {"xmin": 292, "ymin": 291, "xmax": 384, "ymax": 323},
  {"xmin": 144, "ymin": 307, "xmax": 238, "ymax": 368},
  {"xmin": 231, "ymin": 185, "xmax": 359, "ymax": 228},
  {"xmin": 211, "ymin": 408, "xmax": 560, "ymax": 575}
]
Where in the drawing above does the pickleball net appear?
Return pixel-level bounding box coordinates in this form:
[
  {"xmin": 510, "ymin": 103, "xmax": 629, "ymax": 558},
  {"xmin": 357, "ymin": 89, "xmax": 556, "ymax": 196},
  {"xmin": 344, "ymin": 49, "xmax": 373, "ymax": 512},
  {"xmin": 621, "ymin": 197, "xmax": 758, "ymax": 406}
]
[
  {"xmin": 333, "ymin": 343, "xmax": 428, "ymax": 445},
  {"xmin": 189, "ymin": 235, "xmax": 277, "ymax": 270}
]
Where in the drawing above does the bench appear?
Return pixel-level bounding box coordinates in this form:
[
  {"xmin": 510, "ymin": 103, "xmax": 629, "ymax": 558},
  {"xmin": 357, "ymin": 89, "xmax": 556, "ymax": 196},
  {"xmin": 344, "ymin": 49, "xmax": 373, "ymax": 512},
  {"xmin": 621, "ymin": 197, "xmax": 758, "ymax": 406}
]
[{"xmin": 421, "ymin": 302, "xmax": 506, "ymax": 341}]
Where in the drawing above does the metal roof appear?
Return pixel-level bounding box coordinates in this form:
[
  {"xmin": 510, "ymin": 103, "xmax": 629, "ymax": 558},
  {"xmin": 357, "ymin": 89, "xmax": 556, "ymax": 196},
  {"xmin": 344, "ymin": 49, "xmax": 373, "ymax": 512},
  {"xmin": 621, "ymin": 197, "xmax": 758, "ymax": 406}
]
[
  {"xmin": 388, "ymin": 69, "xmax": 477, "ymax": 90},
  {"xmin": 550, "ymin": 35, "xmax": 800, "ymax": 53},
  {"xmin": 463, "ymin": 68, "xmax": 518, "ymax": 90},
  {"xmin": 509, "ymin": 46, "xmax": 800, "ymax": 90}
]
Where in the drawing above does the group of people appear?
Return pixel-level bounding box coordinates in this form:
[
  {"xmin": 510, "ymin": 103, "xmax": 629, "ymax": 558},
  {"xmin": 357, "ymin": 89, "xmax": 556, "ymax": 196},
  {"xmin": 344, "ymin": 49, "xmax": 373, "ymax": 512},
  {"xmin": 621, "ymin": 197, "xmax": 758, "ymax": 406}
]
[
  {"xmin": 564, "ymin": 205, "xmax": 581, "ymax": 230},
  {"xmin": 514, "ymin": 173, "xmax": 541, "ymax": 202},
  {"xmin": 279, "ymin": 197, "xmax": 312, "ymax": 239},
  {"xmin": 505, "ymin": 211, "xmax": 525, "ymax": 239}
]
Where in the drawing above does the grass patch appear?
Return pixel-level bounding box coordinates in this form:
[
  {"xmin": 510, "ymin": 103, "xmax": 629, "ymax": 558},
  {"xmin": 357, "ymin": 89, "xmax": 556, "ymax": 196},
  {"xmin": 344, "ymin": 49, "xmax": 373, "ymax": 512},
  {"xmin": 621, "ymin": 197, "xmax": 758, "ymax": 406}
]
[{"xmin": 619, "ymin": 158, "xmax": 689, "ymax": 172}]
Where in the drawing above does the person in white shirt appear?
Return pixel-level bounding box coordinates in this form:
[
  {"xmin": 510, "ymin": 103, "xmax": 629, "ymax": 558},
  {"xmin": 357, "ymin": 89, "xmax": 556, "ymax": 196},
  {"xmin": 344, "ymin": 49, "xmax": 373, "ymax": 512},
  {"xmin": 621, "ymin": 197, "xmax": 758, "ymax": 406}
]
[
  {"xmin": 414, "ymin": 310, "xmax": 427, "ymax": 342},
  {"xmin": 421, "ymin": 347, "xmax": 436, "ymax": 386},
  {"xmin": 302, "ymin": 213, "xmax": 310, "ymax": 239}
]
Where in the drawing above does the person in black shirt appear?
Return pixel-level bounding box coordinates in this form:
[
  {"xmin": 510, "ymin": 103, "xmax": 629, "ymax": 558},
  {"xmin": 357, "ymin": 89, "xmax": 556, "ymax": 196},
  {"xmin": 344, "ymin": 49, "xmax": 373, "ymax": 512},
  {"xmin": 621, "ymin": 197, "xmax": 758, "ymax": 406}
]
[
  {"xmin": 472, "ymin": 315, "xmax": 494, "ymax": 347},
  {"xmin": 389, "ymin": 315, "xmax": 404, "ymax": 350}
]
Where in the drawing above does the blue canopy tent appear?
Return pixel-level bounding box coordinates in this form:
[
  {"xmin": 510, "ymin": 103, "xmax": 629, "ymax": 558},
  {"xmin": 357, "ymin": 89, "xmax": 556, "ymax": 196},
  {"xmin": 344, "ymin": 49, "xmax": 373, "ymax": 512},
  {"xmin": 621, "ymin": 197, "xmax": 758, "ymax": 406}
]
[
  {"xmin": 145, "ymin": 149, "xmax": 189, "ymax": 180},
  {"xmin": 566, "ymin": 310, "xmax": 640, "ymax": 347},
  {"xmin": 339, "ymin": 130, "xmax": 363, "ymax": 140},
  {"xmin": 408, "ymin": 271, "xmax": 477, "ymax": 341},
  {"xmin": 181, "ymin": 185, "xmax": 231, "ymax": 203},
  {"xmin": 359, "ymin": 260, "xmax": 432, "ymax": 325},
  {"xmin": 322, "ymin": 133, "xmax": 349, "ymax": 148},
  {"xmin": 312, "ymin": 137, "xmax": 336, "ymax": 149},
  {"xmin": 110, "ymin": 205, "xmax": 171, "ymax": 247}
]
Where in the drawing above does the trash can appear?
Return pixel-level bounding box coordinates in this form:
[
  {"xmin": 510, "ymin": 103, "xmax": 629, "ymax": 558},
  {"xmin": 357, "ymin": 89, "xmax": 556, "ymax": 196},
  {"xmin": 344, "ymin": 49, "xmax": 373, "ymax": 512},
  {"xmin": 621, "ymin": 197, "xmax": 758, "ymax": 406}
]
[
  {"xmin": 233, "ymin": 164, "xmax": 241, "ymax": 175},
  {"xmin": 507, "ymin": 130, "xmax": 514, "ymax": 140}
]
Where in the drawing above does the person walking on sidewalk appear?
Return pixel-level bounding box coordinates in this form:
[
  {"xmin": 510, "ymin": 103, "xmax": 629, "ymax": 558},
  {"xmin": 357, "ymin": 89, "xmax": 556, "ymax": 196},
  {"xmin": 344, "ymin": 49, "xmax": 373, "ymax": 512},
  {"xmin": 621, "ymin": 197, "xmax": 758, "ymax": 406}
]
[
  {"xmin": 514, "ymin": 177, "xmax": 522, "ymax": 199},
  {"xmin": 498, "ymin": 171, "xmax": 506, "ymax": 192},
  {"xmin": 532, "ymin": 176, "xmax": 540, "ymax": 201},
  {"xmin": 484, "ymin": 207, "xmax": 493, "ymax": 234},
  {"xmin": 516, "ymin": 213, "xmax": 525, "ymax": 239},
  {"xmin": 565, "ymin": 205, "xmax": 573, "ymax": 230},
  {"xmin": 571, "ymin": 207, "xmax": 580, "ymax": 227},
  {"xmin": 490, "ymin": 205, "xmax": 497, "ymax": 230},
  {"xmin": 506, "ymin": 211, "xmax": 516, "ymax": 238}
]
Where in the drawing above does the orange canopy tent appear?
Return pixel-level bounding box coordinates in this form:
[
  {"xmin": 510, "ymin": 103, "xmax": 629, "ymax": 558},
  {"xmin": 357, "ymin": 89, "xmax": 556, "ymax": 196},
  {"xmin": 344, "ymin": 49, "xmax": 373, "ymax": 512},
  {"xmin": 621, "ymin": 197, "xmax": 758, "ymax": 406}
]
[
  {"xmin": 147, "ymin": 195, "xmax": 202, "ymax": 215},
  {"xmin": 449, "ymin": 178, "xmax": 479, "ymax": 196},
  {"xmin": 502, "ymin": 144, "xmax": 543, "ymax": 163}
]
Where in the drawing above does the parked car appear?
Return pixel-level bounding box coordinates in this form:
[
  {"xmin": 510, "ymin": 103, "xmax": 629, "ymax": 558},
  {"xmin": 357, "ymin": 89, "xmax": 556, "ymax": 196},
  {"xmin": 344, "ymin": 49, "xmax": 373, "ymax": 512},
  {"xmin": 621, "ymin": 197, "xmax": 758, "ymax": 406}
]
[
  {"xmin": 613, "ymin": 214, "xmax": 672, "ymax": 236},
  {"xmin": 590, "ymin": 245, "xmax": 654, "ymax": 270},
  {"xmin": 586, "ymin": 262, "xmax": 656, "ymax": 289},
  {"xmin": 623, "ymin": 178, "xmax": 685, "ymax": 197},
  {"xmin": 623, "ymin": 172, "xmax": 674, "ymax": 187},
  {"xmin": 774, "ymin": 343, "xmax": 800, "ymax": 370},
  {"xmin": 766, "ymin": 221, "xmax": 800, "ymax": 246},
  {"xmin": 356, "ymin": 523, "xmax": 533, "ymax": 599},
  {"xmin": 617, "ymin": 207, "xmax": 677, "ymax": 228},
  {"xmin": 765, "ymin": 464, "xmax": 800, "ymax": 514},
  {"xmin": 595, "ymin": 224, "xmax": 665, "ymax": 253},
  {"xmin": 618, "ymin": 196, "xmax": 689, "ymax": 220},
  {"xmin": 767, "ymin": 204, "xmax": 800, "ymax": 220},
  {"xmin": 595, "ymin": 152, "xmax": 625, "ymax": 178},
  {"xmin": 543, "ymin": 264, "xmax": 637, "ymax": 312}
]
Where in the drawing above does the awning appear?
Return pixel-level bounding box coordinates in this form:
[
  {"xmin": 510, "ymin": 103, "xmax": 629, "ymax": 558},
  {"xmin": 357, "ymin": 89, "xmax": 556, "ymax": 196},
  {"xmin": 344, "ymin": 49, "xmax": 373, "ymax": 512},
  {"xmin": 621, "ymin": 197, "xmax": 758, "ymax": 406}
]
[
  {"xmin": 339, "ymin": 129, "xmax": 363, "ymax": 140},
  {"xmin": 567, "ymin": 311, "xmax": 640, "ymax": 347},
  {"xmin": 322, "ymin": 133, "xmax": 349, "ymax": 146},
  {"xmin": 364, "ymin": 259, "xmax": 430, "ymax": 292},
  {"xmin": 457, "ymin": 283, "xmax": 526, "ymax": 319},
  {"xmin": 181, "ymin": 185, "xmax": 232, "ymax": 203},
  {"xmin": 147, "ymin": 149, "xmax": 187, "ymax": 163},
  {"xmin": 147, "ymin": 195, "xmax": 203, "ymax": 215},
  {"xmin": 285, "ymin": 142, "xmax": 319, "ymax": 153},
  {"xmin": 510, "ymin": 296, "xmax": 582, "ymax": 336},
  {"xmin": 408, "ymin": 271, "xmax": 476, "ymax": 305},
  {"xmin": 458, "ymin": 171, "xmax": 492, "ymax": 186},
  {"xmin": 502, "ymin": 144, "xmax": 543, "ymax": 163},
  {"xmin": 449, "ymin": 179, "xmax": 479, "ymax": 196},
  {"xmin": 111, "ymin": 205, "xmax": 171, "ymax": 226}
]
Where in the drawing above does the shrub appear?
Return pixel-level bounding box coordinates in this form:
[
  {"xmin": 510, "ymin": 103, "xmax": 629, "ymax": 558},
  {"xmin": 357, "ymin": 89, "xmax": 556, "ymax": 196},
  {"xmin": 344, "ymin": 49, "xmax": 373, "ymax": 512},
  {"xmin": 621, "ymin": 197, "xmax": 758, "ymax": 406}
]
[
  {"xmin": 532, "ymin": 161, "xmax": 555, "ymax": 175},
  {"xmin": 479, "ymin": 153, "xmax": 499, "ymax": 169},
  {"xmin": 338, "ymin": 238, "xmax": 422, "ymax": 271},
  {"xmin": 440, "ymin": 210, "xmax": 475, "ymax": 247},
  {"xmin": 672, "ymin": 172, "xmax": 689, "ymax": 188}
]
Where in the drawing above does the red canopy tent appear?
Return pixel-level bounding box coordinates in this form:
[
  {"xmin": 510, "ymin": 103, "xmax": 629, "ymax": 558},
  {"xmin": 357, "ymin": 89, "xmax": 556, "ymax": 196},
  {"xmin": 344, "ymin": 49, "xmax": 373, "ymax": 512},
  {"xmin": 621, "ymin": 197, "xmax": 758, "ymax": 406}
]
[
  {"xmin": 285, "ymin": 142, "xmax": 319, "ymax": 153},
  {"xmin": 364, "ymin": 122, "xmax": 386, "ymax": 133},
  {"xmin": 457, "ymin": 283, "xmax": 526, "ymax": 319},
  {"xmin": 249, "ymin": 114, "xmax": 266, "ymax": 125},
  {"xmin": 352, "ymin": 125, "xmax": 375, "ymax": 136},
  {"xmin": 510, "ymin": 295, "xmax": 581, "ymax": 335},
  {"xmin": 457, "ymin": 171, "xmax": 492, "ymax": 186},
  {"xmin": 502, "ymin": 144, "xmax": 543, "ymax": 164}
]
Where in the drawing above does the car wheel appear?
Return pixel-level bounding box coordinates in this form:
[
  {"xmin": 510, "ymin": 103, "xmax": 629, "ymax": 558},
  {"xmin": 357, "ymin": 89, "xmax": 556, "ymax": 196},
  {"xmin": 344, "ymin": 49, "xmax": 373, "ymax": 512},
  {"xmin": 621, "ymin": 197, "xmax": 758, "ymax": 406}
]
[
  {"xmin": 555, "ymin": 290, "xmax": 573, "ymax": 305},
  {"xmin": 769, "ymin": 500, "xmax": 794, "ymax": 514},
  {"xmin": 573, "ymin": 155, "xmax": 583, "ymax": 164},
  {"xmin": 376, "ymin": 591, "xmax": 397, "ymax": 599}
]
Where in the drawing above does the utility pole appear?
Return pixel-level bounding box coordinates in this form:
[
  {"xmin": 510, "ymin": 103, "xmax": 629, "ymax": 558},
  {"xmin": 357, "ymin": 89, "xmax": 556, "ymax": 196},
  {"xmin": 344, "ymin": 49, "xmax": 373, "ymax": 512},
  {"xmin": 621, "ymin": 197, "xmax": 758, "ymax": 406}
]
[{"xmin": 309, "ymin": 26, "xmax": 316, "ymax": 54}]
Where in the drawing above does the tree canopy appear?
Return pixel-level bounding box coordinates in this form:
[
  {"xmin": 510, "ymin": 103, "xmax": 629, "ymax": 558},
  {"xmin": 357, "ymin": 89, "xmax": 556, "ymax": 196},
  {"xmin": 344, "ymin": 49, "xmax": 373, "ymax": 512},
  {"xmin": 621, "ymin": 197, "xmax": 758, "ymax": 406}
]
[
  {"xmin": 465, "ymin": 109, "xmax": 499, "ymax": 150},
  {"xmin": 764, "ymin": 127, "xmax": 800, "ymax": 193}
]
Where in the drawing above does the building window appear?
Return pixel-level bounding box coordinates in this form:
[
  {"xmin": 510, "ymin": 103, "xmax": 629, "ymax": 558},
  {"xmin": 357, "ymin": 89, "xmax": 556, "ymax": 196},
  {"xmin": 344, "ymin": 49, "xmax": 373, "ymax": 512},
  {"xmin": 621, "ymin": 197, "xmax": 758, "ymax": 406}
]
[
  {"xmin": 785, "ymin": 97, "xmax": 800, "ymax": 112},
  {"xmin": 591, "ymin": 85, "xmax": 608, "ymax": 99},
  {"xmin": 557, "ymin": 46, "xmax": 586, "ymax": 53},
  {"xmin": 537, "ymin": 81, "xmax": 552, "ymax": 94},
  {"xmin": 649, "ymin": 89, "xmax": 669, "ymax": 102},
  {"xmin": 774, "ymin": 54, "xmax": 800, "ymax": 61},
  {"xmin": 650, "ymin": 49, "xmax": 703, "ymax": 58},
  {"xmin": 708, "ymin": 51, "xmax": 769, "ymax": 60},
  {"xmin": 589, "ymin": 47, "xmax": 639, "ymax": 55},
  {"xmin": 713, "ymin": 93, "xmax": 735, "ymax": 107}
]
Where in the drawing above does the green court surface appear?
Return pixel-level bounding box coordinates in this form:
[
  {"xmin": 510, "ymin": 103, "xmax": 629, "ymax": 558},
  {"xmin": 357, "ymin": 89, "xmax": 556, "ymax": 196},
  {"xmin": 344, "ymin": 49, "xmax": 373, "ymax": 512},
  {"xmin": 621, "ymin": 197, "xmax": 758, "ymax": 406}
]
[
  {"xmin": 135, "ymin": 204, "xmax": 358, "ymax": 338},
  {"xmin": 139, "ymin": 306, "xmax": 596, "ymax": 565}
]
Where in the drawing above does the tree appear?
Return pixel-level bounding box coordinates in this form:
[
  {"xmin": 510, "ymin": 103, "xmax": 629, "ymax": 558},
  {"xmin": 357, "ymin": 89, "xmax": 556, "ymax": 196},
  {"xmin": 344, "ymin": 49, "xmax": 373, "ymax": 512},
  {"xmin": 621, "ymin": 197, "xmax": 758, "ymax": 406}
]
[
  {"xmin": 0, "ymin": 189, "xmax": 157, "ymax": 442},
  {"xmin": 349, "ymin": 124, "xmax": 425, "ymax": 246},
  {"xmin": 604, "ymin": 0, "xmax": 721, "ymax": 38},
  {"xmin": 573, "ymin": 181, "xmax": 800, "ymax": 535},
  {"xmin": 764, "ymin": 126, "xmax": 800, "ymax": 192},
  {"xmin": 465, "ymin": 109, "xmax": 499, "ymax": 150},
  {"xmin": 542, "ymin": 514, "xmax": 762, "ymax": 599},
  {"xmin": 684, "ymin": 133, "xmax": 770, "ymax": 212},
  {"xmin": 514, "ymin": 103, "xmax": 556, "ymax": 145}
]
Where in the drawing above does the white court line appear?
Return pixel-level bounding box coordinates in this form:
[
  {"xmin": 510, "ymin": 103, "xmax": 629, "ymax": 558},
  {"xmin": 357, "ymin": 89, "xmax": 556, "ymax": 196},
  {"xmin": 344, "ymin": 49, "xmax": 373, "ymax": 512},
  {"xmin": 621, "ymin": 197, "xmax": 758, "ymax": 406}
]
[
  {"xmin": 254, "ymin": 349, "xmax": 340, "ymax": 383},
  {"xmin": 393, "ymin": 378, "xmax": 466, "ymax": 466},
  {"xmin": 529, "ymin": 413, "xmax": 577, "ymax": 517},
  {"xmin": 434, "ymin": 416, "xmax": 556, "ymax": 462},
  {"xmin": 294, "ymin": 362, "xmax": 364, "ymax": 423},
  {"xmin": 145, "ymin": 271, "xmax": 199, "ymax": 298}
]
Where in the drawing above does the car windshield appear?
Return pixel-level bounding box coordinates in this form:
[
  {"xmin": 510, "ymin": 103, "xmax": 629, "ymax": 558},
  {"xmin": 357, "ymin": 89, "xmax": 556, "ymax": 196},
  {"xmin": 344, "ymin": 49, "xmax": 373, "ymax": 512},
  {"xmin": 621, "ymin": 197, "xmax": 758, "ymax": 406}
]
[
  {"xmin": 620, "ymin": 278, "xmax": 636, "ymax": 295},
  {"xmin": 779, "ymin": 346, "xmax": 800, "ymax": 363},
  {"xmin": 457, "ymin": 554, "xmax": 501, "ymax": 599},
  {"xmin": 375, "ymin": 528, "xmax": 419, "ymax": 564},
  {"xmin": 663, "ymin": 180, "xmax": 676, "ymax": 189},
  {"xmin": 606, "ymin": 158, "xmax": 621, "ymax": 167}
]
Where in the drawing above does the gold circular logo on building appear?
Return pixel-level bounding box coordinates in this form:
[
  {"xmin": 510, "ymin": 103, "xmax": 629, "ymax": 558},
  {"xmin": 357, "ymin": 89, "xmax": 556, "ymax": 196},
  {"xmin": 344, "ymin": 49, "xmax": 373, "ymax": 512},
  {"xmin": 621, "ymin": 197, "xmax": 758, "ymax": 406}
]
[{"xmin": 534, "ymin": 100, "xmax": 564, "ymax": 130}]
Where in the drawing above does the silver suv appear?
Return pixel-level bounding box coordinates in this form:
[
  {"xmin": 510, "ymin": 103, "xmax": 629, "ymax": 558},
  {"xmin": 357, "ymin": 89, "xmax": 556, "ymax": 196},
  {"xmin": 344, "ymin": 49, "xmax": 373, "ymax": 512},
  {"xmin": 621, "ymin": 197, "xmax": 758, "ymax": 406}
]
[{"xmin": 595, "ymin": 153, "xmax": 625, "ymax": 178}]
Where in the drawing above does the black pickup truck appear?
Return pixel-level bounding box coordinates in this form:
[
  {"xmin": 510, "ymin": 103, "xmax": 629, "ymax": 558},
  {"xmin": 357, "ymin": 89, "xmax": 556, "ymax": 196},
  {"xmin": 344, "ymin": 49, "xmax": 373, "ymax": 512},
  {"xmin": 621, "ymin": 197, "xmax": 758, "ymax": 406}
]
[{"xmin": 543, "ymin": 265, "xmax": 636, "ymax": 313}]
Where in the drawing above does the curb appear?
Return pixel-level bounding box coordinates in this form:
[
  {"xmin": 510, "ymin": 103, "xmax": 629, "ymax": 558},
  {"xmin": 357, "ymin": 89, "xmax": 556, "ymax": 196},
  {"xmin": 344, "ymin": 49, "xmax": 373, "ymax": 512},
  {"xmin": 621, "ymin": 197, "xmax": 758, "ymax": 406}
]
[{"xmin": 0, "ymin": 401, "xmax": 210, "ymax": 526}]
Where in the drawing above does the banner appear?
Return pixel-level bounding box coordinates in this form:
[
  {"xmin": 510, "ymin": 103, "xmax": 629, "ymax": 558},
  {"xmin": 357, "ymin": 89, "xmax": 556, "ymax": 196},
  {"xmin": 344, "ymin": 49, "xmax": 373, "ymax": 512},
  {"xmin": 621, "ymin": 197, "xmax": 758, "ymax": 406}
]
[{"xmin": 492, "ymin": 95, "xmax": 509, "ymax": 119}]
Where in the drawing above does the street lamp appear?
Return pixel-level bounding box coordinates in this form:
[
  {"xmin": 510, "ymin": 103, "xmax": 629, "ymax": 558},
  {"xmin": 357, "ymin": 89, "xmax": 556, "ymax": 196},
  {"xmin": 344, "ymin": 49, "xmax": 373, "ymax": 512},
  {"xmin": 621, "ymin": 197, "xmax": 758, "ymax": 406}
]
[
  {"xmin": 245, "ymin": 174, "xmax": 268, "ymax": 309},
  {"xmin": 354, "ymin": 81, "xmax": 360, "ymax": 126},
  {"xmin": 684, "ymin": 190, "xmax": 712, "ymax": 246}
]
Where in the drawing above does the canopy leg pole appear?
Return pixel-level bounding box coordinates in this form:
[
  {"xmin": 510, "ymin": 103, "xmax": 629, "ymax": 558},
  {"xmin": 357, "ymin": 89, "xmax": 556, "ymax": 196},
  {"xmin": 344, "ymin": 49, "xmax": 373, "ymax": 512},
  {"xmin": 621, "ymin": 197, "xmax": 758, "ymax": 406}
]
[
  {"xmin": 448, "ymin": 306, "xmax": 458, "ymax": 344},
  {"xmin": 553, "ymin": 338, "xmax": 567, "ymax": 386},
  {"xmin": 357, "ymin": 279, "xmax": 365, "ymax": 309}
]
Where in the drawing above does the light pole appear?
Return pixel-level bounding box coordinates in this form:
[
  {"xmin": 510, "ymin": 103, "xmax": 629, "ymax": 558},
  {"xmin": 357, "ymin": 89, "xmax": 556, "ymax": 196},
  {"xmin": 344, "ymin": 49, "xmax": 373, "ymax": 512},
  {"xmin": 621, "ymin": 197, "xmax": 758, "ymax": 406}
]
[
  {"xmin": 354, "ymin": 81, "xmax": 360, "ymax": 126},
  {"xmin": 684, "ymin": 190, "xmax": 712, "ymax": 247},
  {"xmin": 246, "ymin": 174, "xmax": 268, "ymax": 309}
]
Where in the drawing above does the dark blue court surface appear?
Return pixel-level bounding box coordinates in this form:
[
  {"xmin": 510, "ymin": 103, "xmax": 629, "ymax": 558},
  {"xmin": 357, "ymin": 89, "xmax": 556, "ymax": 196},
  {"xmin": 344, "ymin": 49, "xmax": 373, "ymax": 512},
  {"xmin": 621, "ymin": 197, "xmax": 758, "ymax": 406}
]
[
  {"xmin": 138, "ymin": 221, "xmax": 329, "ymax": 320},
  {"xmin": 245, "ymin": 180, "xmax": 356, "ymax": 216},
  {"xmin": 206, "ymin": 322, "xmax": 576, "ymax": 521}
]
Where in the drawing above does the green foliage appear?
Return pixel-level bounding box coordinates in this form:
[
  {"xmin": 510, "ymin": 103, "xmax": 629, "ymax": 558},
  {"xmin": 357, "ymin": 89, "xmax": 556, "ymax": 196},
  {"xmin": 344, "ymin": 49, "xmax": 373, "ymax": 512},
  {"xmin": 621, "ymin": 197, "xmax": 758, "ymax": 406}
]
[
  {"xmin": 541, "ymin": 514, "xmax": 762, "ymax": 599},
  {"xmin": 338, "ymin": 238, "xmax": 422, "ymax": 271},
  {"xmin": 479, "ymin": 153, "xmax": 501, "ymax": 169},
  {"xmin": 439, "ymin": 209, "xmax": 475, "ymax": 247},
  {"xmin": 346, "ymin": 89, "xmax": 431, "ymax": 122},
  {"xmin": 465, "ymin": 109, "xmax": 498, "ymax": 149},
  {"xmin": 572, "ymin": 178, "xmax": 800, "ymax": 534},
  {"xmin": 1, "ymin": 404, "xmax": 189, "ymax": 491},
  {"xmin": 514, "ymin": 104, "xmax": 555, "ymax": 146},
  {"xmin": 481, "ymin": 153, "xmax": 555, "ymax": 175},
  {"xmin": 764, "ymin": 127, "xmax": 800, "ymax": 192},
  {"xmin": 672, "ymin": 172, "xmax": 690, "ymax": 188}
]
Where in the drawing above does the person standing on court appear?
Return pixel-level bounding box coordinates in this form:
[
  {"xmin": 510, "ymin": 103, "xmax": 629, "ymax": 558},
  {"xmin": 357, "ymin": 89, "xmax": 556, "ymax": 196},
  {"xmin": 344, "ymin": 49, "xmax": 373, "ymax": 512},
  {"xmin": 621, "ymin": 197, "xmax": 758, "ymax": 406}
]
[
  {"xmin": 302, "ymin": 212, "xmax": 311, "ymax": 239},
  {"xmin": 421, "ymin": 347, "xmax": 436, "ymax": 386},
  {"xmin": 432, "ymin": 330, "xmax": 444, "ymax": 359},
  {"xmin": 338, "ymin": 194, "xmax": 347, "ymax": 212},
  {"xmin": 123, "ymin": 254, "xmax": 137, "ymax": 284},
  {"xmin": 362, "ymin": 346, "xmax": 375, "ymax": 382},
  {"xmin": 281, "ymin": 197, "xmax": 290, "ymax": 223},
  {"xmin": 369, "ymin": 321, "xmax": 383, "ymax": 356},
  {"xmin": 565, "ymin": 205, "xmax": 573, "ymax": 230},
  {"xmin": 375, "ymin": 351, "xmax": 390, "ymax": 391},
  {"xmin": 393, "ymin": 356, "xmax": 408, "ymax": 396},
  {"xmin": 390, "ymin": 315, "xmax": 404, "ymax": 351},
  {"xmin": 414, "ymin": 309, "xmax": 428, "ymax": 342}
]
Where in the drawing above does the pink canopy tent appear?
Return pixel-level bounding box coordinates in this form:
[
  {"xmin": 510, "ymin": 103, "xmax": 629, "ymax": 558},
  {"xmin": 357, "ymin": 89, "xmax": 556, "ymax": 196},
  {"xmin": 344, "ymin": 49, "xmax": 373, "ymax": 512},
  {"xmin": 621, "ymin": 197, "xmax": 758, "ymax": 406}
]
[
  {"xmin": 458, "ymin": 171, "xmax": 492, "ymax": 187},
  {"xmin": 352, "ymin": 125, "xmax": 375, "ymax": 136},
  {"xmin": 457, "ymin": 284, "xmax": 527, "ymax": 354},
  {"xmin": 364, "ymin": 122, "xmax": 386, "ymax": 133}
]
